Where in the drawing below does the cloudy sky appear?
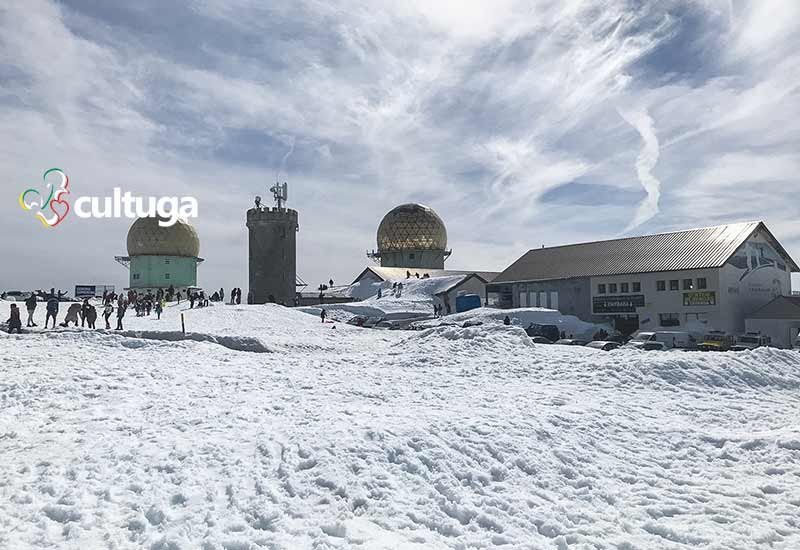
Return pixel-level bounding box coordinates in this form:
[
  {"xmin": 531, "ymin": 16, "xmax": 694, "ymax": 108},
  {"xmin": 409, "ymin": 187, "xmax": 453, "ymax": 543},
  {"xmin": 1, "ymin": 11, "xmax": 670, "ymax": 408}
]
[{"xmin": 1, "ymin": 0, "xmax": 799, "ymax": 294}]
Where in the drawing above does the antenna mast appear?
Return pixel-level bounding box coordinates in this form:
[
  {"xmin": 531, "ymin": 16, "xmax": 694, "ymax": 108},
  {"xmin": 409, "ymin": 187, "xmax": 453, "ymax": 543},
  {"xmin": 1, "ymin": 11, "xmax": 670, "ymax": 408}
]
[{"xmin": 270, "ymin": 182, "xmax": 288, "ymax": 209}]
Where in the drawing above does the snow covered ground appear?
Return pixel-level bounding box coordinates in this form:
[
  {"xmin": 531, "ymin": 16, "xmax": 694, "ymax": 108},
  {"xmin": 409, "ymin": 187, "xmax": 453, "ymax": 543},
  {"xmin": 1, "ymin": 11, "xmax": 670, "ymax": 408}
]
[{"xmin": 2, "ymin": 300, "xmax": 800, "ymax": 549}]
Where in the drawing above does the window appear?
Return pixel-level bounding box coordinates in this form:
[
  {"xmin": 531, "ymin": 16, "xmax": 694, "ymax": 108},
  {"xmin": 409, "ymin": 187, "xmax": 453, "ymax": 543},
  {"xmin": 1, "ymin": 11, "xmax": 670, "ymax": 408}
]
[
  {"xmin": 549, "ymin": 291, "xmax": 559, "ymax": 311},
  {"xmin": 621, "ymin": 282, "xmax": 629, "ymax": 293},
  {"xmin": 608, "ymin": 283, "xmax": 618, "ymax": 294},
  {"xmin": 657, "ymin": 280, "xmax": 666, "ymax": 291},
  {"xmin": 697, "ymin": 277, "xmax": 707, "ymax": 289},
  {"xmin": 683, "ymin": 279, "xmax": 694, "ymax": 290},
  {"xmin": 409, "ymin": 253, "xmax": 416, "ymax": 259},
  {"xmin": 598, "ymin": 284, "xmax": 606, "ymax": 294},
  {"xmin": 132, "ymin": 273, "xmax": 140, "ymax": 280},
  {"xmin": 659, "ymin": 313, "xmax": 680, "ymax": 327},
  {"xmin": 165, "ymin": 259, "xmax": 170, "ymax": 264},
  {"xmin": 165, "ymin": 273, "xmax": 170, "ymax": 280},
  {"xmin": 632, "ymin": 282, "xmax": 641, "ymax": 292},
  {"xmin": 669, "ymin": 280, "xmax": 679, "ymax": 291}
]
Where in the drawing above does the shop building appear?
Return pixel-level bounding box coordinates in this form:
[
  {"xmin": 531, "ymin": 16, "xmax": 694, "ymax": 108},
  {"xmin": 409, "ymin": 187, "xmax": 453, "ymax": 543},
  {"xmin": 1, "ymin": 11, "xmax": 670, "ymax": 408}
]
[{"xmin": 487, "ymin": 221, "xmax": 797, "ymax": 336}]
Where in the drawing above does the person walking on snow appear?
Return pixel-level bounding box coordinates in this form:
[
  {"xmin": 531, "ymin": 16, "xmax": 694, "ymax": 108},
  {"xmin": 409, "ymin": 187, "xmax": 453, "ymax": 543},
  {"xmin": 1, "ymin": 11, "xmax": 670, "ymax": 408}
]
[
  {"xmin": 80, "ymin": 298, "xmax": 92, "ymax": 327},
  {"xmin": 155, "ymin": 298, "xmax": 164, "ymax": 320},
  {"xmin": 86, "ymin": 304, "xmax": 97, "ymax": 329},
  {"xmin": 45, "ymin": 294, "xmax": 60, "ymax": 329},
  {"xmin": 116, "ymin": 297, "xmax": 127, "ymax": 330},
  {"xmin": 25, "ymin": 292, "xmax": 37, "ymax": 327},
  {"xmin": 103, "ymin": 302, "xmax": 114, "ymax": 329},
  {"xmin": 6, "ymin": 304, "xmax": 22, "ymax": 334},
  {"xmin": 320, "ymin": 309, "xmax": 327, "ymax": 323}
]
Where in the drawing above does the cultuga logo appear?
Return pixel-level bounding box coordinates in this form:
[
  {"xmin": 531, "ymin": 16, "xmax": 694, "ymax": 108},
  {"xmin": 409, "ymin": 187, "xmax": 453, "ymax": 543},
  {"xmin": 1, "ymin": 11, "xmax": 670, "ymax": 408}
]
[
  {"xmin": 18, "ymin": 168, "xmax": 70, "ymax": 228},
  {"xmin": 19, "ymin": 169, "xmax": 198, "ymax": 228}
]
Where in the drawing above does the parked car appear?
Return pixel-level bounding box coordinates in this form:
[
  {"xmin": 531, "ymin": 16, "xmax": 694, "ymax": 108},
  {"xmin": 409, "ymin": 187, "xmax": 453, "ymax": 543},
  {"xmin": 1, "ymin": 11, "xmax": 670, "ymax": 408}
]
[
  {"xmin": 346, "ymin": 315, "xmax": 368, "ymax": 327},
  {"xmin": 698, "ymin": 331, "xmax": 733, "ymax": 351},
  {"xmin": 642, "ymin": 341, "xmax": 666, "ymax": 351},
  {"xmin": 362, "ymin": 316, "xmax": 384, "ymax": 329},
  {"xmin": 731, "ymin": 333, "xmax": 771, "ymax": 351},
  {"xmin": 627, "ymin": 330, "xmax": 695, "ymax": 350},
  {"xmin": 586, "ymin": 341, "xmax": 620, "ymax": 351},
  {"xmin": 1, "ymin": 290, "xmax": 32, "ymax": 301},
  {"xmin": 554, "ymin": 339, "xmax": 588, "ymax": 346},
  {"xmin": 525, "ymin": 323, "xmax": 560, "ymax": 342},
  {"xmin": 531, "ymin": 336, "xmax": 553, "ymax": 344}
]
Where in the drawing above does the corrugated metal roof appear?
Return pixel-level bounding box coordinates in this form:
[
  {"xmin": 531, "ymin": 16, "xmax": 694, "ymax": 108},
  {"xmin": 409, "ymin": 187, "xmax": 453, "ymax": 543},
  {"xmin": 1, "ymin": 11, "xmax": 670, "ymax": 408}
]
[
  {"xmin": 748, "ymin": 295, "xmax": 800, "ymax": 320},
  {"xmin": 353, "ymin": 267, "xmax": 500, "ymax": 284},
  {"xmin": 494, "ymin": 221, "xmax": 799, "ymax": 283}
]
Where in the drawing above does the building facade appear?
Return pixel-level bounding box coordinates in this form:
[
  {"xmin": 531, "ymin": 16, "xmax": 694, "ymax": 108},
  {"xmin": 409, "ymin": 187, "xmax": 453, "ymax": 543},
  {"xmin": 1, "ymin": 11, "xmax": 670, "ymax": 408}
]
[{"xmin": 488, "ymin": 222, "xmax": 797, "ymax": 336}]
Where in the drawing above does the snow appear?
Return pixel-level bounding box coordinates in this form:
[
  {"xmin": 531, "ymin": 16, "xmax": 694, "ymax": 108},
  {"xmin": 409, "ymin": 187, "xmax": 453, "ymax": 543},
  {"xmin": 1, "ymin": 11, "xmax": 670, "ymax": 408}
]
[
  {"xmin": 2, "ymin": 300, "xmax": 800, "ymax": 549},
  {"xmin": 300, "ymin": 275, "xmax": 468, "ymax": 320}
]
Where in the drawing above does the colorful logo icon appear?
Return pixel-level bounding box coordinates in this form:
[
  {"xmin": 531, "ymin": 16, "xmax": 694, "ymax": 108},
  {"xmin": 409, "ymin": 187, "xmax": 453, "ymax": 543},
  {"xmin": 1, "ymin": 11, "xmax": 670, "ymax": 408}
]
[{"xmin": 18, "ymin": 168, "xmax": 70, "ymax": 228}]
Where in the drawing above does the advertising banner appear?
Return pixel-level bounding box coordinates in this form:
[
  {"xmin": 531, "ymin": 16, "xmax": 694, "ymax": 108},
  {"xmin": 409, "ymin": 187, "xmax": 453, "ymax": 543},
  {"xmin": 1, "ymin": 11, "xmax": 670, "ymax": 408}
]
[
  {"xmin": 683, "ymin": 291, "xmax": 716, "ymax": 306},
  {"xmin": 593, "ymin": 294, "xmax": 645, "ymax": 314}
]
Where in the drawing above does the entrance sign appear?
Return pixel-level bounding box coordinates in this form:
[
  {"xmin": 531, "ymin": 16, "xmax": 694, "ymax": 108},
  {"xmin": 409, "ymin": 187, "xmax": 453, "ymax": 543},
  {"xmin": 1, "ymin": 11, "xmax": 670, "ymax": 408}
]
[{"xmin": 593, "ymin": 294, "xmax": 645, "ymax": 314}]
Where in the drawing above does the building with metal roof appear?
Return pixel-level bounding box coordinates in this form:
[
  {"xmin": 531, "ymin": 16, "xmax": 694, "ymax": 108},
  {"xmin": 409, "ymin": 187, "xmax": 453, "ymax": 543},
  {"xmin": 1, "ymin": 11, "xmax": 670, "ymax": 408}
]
[
  {"xmin": 745, "ymin": 295, "xmax": 800, "ymax": 348},
  {"xmin": 488, "ymin": 221, "xmax": 797, "ymax": 336},
  {"xmin": 351, "ymin": 267, "xmax": 500, "ymax": 310}
]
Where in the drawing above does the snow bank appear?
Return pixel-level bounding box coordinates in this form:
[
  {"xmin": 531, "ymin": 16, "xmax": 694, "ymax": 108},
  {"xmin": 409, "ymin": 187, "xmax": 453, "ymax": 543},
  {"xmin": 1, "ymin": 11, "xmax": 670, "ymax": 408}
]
[
  {"xmin": 301, "ymin": 275, "xmax": 466, "ymax": 320},
  {"xmin": 445, "ymin": 306, "xmax": 611, "ymax": 339},
  {"xmin": 3, "ymin": 302, "xmax": 800, "ymax": 549}
]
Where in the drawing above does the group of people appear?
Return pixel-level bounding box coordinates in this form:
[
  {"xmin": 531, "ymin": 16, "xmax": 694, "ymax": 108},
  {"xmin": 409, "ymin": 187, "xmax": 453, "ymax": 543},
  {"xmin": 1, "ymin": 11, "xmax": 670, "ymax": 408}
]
[{"xmin": 5, "ymin": 284, "xmax": 249, "ymax": 334}]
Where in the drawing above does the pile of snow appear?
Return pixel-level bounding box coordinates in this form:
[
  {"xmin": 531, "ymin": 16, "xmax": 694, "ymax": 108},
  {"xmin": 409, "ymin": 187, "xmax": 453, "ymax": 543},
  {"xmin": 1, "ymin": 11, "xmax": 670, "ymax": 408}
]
[
  {"xmin": 2, "ymin": 304, "xmax": 800, "ymax": 548},
  {"xmin": 301, "ymin": 275, "xmax": 466, "ymax": 320},
  {"xmin": 439, "ymin": 306, "xmax": 611, "ymax": 340}
]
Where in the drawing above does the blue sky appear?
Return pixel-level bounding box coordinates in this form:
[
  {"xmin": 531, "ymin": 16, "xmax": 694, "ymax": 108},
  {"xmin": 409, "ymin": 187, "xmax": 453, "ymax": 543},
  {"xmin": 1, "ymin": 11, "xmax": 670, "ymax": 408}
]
[{"xmin": 1, "ymin": 0, "xmax": 799, "ymax": 293}]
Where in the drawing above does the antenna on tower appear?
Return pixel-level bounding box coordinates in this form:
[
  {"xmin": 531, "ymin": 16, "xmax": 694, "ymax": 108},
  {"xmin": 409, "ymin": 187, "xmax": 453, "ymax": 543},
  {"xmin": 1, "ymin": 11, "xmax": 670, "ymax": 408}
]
[{"xmin": 270, "ymin": 182, "xmax": 288, "ymax": 209}]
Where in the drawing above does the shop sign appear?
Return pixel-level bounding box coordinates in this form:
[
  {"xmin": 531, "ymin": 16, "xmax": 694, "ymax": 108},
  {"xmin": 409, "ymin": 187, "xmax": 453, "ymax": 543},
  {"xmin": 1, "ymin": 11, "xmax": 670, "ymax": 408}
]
[
  {"xmin": 683, "ymin": 291, "xmax": 716, "ymax": 306},
  {"xmin": 593, "ymin": 294, "xmax": 644, "ymax": 314}
]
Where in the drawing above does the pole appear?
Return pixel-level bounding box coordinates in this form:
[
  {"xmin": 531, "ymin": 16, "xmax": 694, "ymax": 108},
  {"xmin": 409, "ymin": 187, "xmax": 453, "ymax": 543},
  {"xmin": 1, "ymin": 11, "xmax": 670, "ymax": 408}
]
[{"xmin": 181, "ymin": 313, "xmax": 185, "ymax": 334}]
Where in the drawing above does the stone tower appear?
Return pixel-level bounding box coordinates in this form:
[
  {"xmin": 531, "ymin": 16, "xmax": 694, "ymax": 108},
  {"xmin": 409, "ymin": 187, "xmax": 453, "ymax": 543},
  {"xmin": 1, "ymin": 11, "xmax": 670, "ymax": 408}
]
[{"xmin": 247, "ymin": 184, "xmax": 298, "ymax": 305}]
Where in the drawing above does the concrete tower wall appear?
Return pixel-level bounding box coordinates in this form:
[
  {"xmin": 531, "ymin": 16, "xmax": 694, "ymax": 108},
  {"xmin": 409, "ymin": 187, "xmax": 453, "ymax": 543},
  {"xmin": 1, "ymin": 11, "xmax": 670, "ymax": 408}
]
[{"xmin": 247, "ymin": 207, "xmax": 298, "ymax": 305}]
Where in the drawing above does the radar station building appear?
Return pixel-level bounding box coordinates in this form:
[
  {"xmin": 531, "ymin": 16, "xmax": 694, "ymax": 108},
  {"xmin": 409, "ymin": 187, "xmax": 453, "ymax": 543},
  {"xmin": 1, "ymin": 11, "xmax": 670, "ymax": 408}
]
[
  {"xmin": 247, "ymin": 183, "xmax": 298, "ymax": 305},
  {"xmin": 368, "ymin": 203, "xmax": 451, "ymax": 269},
  {"xmin": 116, "ymin": 217, "xmax": 203, "ymax": 292}
]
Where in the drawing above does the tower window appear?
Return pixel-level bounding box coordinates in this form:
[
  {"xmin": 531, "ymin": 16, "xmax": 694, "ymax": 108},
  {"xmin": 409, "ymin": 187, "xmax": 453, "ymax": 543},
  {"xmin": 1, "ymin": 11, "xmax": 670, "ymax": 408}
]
[
  {"xmin": 165, "ymin": 259, "xmax": 170, "ymax": 264},
  {"xmin": 165, "ymin": 273, "xmax": 170, "ymax": 280}
]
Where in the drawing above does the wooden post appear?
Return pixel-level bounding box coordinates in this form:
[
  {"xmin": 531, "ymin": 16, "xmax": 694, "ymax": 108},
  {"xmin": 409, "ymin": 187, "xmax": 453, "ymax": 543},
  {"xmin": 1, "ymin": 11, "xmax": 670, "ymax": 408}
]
[{"xmin": 181, "ymin": 313, "xmax": 185, "ymax": 334}]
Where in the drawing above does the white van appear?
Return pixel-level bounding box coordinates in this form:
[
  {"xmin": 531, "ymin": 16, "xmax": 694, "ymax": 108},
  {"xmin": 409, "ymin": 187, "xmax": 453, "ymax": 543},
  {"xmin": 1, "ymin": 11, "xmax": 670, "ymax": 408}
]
[{"xmin": 628, "ymin": 330, "xmax": 694, "ymax": 350}]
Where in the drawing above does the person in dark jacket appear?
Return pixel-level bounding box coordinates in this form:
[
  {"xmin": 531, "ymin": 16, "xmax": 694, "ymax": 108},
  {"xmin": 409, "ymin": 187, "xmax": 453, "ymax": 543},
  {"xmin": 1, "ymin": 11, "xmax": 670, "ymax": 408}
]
[
  {"xmin": 80, "ymin": 299, "xmax": 92, "ymax": 327},
  {"xmin": 503, "ymin": 315, "xmax": 511, "ymax": 326},
  {"xmin": 6, "ymin": 304, "xmax": 22, "ymax": 333},
  {"xmin": 116, "ymin": 297, "xmax": 127, "ymax": 330},
  {"xmin": 45, "ymin": 295, "xmax": 60, "ymax": 328},
  {"xmin": 86, "ymin": 304, "xmax": 97, "ymax": 329},
  {"xmin": 25, "ymin": 292, "xmax": 38, "ymax": 327}
]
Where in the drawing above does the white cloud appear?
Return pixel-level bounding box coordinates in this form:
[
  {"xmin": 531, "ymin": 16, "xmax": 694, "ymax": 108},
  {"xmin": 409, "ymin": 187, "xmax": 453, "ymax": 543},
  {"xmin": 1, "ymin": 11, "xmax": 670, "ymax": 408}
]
[{"xmin": 1, "ymin": 0, "xmax": 799, "ymax": 291}]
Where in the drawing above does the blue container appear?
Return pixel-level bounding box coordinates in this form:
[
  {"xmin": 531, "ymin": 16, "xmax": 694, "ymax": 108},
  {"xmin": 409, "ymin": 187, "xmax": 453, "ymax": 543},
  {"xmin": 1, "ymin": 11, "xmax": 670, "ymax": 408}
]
[{"xmin": 455, "ymin": 294, "xmax": 481, "ymax": 313}]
